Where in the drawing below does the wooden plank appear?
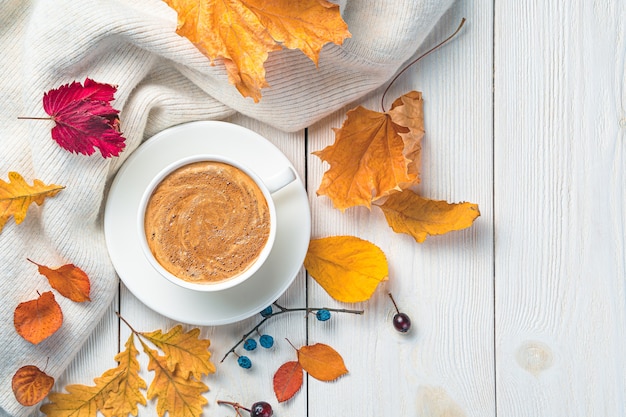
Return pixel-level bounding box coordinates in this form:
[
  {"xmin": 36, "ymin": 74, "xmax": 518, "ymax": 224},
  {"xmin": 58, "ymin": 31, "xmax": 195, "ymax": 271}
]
[
  {"xmin": 494, "ymin": 1, "xmax": 626, "ymax": 415},
  {"xmin": 306, "ymin": 1, "xmax": 495, "ymax": 416},
  {"xmin": 117, "ymin": 115, "xmax": 307, "ymax": 417}
]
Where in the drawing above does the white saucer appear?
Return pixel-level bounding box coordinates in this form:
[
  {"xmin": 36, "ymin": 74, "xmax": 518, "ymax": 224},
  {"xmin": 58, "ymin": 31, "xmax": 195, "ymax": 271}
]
[{"xmin": 104, "ymin": 121, "xmax": 311, "ymax": 326}]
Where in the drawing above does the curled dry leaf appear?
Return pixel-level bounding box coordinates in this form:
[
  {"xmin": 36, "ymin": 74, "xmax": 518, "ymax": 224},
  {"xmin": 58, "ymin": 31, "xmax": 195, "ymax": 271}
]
[
  {"xmin": 304, "ymin": 236, "xmax": 388, "ymax": 303},
  {"xmin": 0, "ymin": 172, "xmax": 64, "ymax": 233},
  {"xmin": 14, "ymin": 291, "xmax": 63, "ymax": 345},
  {"xmin": 273, "ymin": 361, "xmax": 303, "ymax": 403},
  {"xmin": 12, "ymin": 365, "xmax": 55, "ymax": 406},
  {"xmin": 376, "ymin": 190, "xmax": 480, "ymax": 243},
  {"xmin": 27, "ymin": 259, "xmax": 91, "ymax": 302},
  {"xmin": 314, "ymin": 91, "xmax": 424, "ymax": 211},
  {"xmin": 163, "ymin": 0, "xmax": 350, "ymax": 102},
  {"xmin": 297, "ymin": 343, "xmax": 348, "ymax": 382}
]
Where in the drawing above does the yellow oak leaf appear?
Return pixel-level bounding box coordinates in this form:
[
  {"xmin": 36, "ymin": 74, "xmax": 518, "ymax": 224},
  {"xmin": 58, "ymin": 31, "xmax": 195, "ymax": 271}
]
[
  {"xmin": 376, "ymin": 190, "xmax": 480, "ymax": 243},
  {"xmin": 141, "ymin": 340, "xmax": 208, "ymax": 417},
  {"xmin": 314, "ymin": 91, "xmax": 424, "ymax": 211},
  {"xmin": 101, "ymin": 333, "xmax": 147, "ymax": 417},
  {"xmin": 141, "ymin": 325, "xmax": 216, "ymax": 380},
  {"xmin": 163, "ymin": 0, "xmax": 350, "ymax": 102},
  {"xmin": 0, "ymin": 171, "xmax": 64, "ymax": 233},
  {"xmin": 303, "ymin": 236, "xmax": 388, "ymax": 303},
  {"xmin": 40, "ymin": 368, "xmax": 125, "ymax": 417}
]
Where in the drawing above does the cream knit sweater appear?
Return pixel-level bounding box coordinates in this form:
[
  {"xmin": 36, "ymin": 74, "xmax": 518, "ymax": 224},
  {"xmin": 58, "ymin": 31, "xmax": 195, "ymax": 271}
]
[{"xmin": 0, "ymin": 0, "xmax": 453, "ymax": 415}]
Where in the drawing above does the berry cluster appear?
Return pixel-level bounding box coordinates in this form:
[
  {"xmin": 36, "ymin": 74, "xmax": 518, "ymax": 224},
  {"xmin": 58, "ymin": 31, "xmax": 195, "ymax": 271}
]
[{"xmin": 222, "ymin": 303, "xmax": 363, "ymax": 367}]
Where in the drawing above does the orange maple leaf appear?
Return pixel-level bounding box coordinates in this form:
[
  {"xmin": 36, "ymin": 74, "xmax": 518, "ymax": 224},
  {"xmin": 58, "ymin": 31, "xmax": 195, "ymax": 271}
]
[
  {"xmin": 27, "ymin": 259, "xmax": 91, "ymax": 303},
  {"xmin": 314, "ymin": 91, "xmax": 424, "ymax": 211},
  {"xmin": 14, "ymin": 291, "xmax": 63, "ymax": 345},
  {"xmin": 163, "ymin": 0, "xmax": 350, "ymax": 102},
  {"xmin": 376, "ymin": 190, "xmax": 480, "ymax": 243}
]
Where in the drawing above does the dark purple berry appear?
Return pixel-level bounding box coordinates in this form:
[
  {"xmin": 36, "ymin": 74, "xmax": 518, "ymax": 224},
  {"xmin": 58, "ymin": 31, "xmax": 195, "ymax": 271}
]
[
  {"xmin": 393, "ymin": 312, "xmax": 411, "ymax": 333},
  {"xmin": 243, "ymin": 338, "xmax": 257, "ymax": 351},
  {"xmin": 260, "ymin": 306, "xmax": 273, "ymax": 317},
  {"xmin": 250, "ymin": 401, "xmax": 273, "ymax": 417},
  {"xmin": 259, "ymin": 334, "xmax": 274, "ymax": 348},
  {"xmin": 316, "ymin": 309, "xmax": 331, "ymax": 321},
  {"xmin": 237, "ymin": 356, "xmax": 252, "ymax": 369}
]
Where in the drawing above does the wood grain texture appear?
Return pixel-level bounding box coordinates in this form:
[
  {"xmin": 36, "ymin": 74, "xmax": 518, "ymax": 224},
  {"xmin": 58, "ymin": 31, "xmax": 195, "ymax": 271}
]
[
  {"xmin": 494, "ymin": 0, "xmax": 626, "ymax": 415},
  {"xmin": 306, "ymin": 1, "xmax": 495, "ymax": 416}
]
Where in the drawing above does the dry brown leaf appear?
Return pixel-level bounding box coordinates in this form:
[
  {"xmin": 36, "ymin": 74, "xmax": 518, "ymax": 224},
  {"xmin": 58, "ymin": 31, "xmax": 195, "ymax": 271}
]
[
  {"xmin": 141, "ymin": 325, "xmax": 215, "ymax": 380},
  {"xmin": 314, "ymin": 92, "xmax": 424, "ymax": 210},
  {"xmin": 303, "ymin": 236, "xmax": 388, "ymax": 303},
  {"xmin": 12, "ymin": 365, "xmax": 55, "ymax": 406},
  {"xmin": 163, "ymin": 0, "xmax": 350, "ymax": 102},
  {"xmin": 376, "ymin": 190, "xmax": 480, "ymax": 243},
  {"xmin": 0, "ymin": 172, "xmax": 64, "ymax": 233},
  {"xmin": 14, "ymin": 291, "xmax": 63, "ymax": 345},
  {"xmin": 27, "ymin": 259, "xmax": 91, "ymax": 303},
  {"xmin": 297, "ymin": 343, "xmax": 348, "ymax": 382}
]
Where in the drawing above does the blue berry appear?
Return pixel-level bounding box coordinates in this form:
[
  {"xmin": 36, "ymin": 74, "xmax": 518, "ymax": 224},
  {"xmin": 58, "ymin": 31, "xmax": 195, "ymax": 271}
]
[
  {"xmin": 259, "ymin": 334, "xmax": 274, "ymax": 349},
  {"xmin": 237, "ymin": 356, "xmax": 252, "ymax": 369},
  {"xmin": 243, "ymin": 338, "xmax": 257, "ymax": 351},
  {"xmin": 260, "ymin": 306, "xmax": 273, "ymax": 317},
  {"xmin": 316, "ymin": 309, "xmax": 331, "ymax": 321}
]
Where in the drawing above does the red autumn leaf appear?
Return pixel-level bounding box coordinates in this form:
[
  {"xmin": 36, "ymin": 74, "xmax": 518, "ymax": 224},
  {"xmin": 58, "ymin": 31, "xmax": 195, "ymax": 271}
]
[
  {"xmin": 273, "ymin": 361, "xmax": 303, "ymax": 403},
  {"xmin": 27, "ymin": 258, "xmax": 91, "ymax": 302},
  {"xmin": 12, "ymin": 365, "xmax": 55, "ymax": 406},
  {"xmin": 14, "ymin": 291, "xmax": 63, "ymax": 344},
  {"xmin": 42, "ymin": 78, "xmax": 125, "ymax": 158}
]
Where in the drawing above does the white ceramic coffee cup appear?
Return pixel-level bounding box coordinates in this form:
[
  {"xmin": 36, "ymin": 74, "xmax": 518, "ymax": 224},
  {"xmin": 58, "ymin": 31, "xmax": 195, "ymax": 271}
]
[{"xmin": 137, "ymin": 154, "xmax": 296, "ymax": 292}]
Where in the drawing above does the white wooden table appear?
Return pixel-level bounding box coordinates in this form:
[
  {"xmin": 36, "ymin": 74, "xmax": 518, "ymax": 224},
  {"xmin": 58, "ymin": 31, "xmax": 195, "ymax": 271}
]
[{"xmin": 55, "ymin": 1, "xmax": 626, "ymax": 416}]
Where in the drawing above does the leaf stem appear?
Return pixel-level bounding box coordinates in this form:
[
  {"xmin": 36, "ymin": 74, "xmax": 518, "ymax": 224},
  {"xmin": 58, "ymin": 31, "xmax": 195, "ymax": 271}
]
[
  {"xmin": 17, "ymin": 116, "xmax": 52, "ymax": 120},
  {"xmin": 116, "ymin": 311, "xmax": 140, "ymax": 336},
  {"xmin": 217, "ymin": 400, "xmax": 249, "ymax": 416},
  {"xmin": 380, "ymin": 17, "xmax": 466, "ymax": 112},
  {"xmin": 219, "ymin": 302, "xmax": 363, "ymax": 363}
]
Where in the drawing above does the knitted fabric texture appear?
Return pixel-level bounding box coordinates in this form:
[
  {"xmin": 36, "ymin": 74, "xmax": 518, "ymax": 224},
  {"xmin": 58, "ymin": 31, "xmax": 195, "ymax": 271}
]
[{"xmin": 0, "ymin": 0, "xmax": 453, "ymax": 415}]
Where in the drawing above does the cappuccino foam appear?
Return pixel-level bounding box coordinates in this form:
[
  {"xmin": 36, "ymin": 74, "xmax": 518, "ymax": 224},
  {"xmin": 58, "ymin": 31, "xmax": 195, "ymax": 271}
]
[{"xmin": 144, "ymin": 161, "xmax": 270, "ymax": 284}]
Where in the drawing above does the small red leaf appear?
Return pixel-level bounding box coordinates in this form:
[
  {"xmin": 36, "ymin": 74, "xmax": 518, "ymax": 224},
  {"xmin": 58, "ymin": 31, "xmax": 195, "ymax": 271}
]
[
  {"xmin": 42, "ymin": 78, "xmax": 125, "ymax": 158},
  {"xmin": 12, "ymin": 365, "xmax": 55, "ymax": 406},
  {"xmin": 273, "ymin": 361, "xmax": 303, "ymax": 403}
]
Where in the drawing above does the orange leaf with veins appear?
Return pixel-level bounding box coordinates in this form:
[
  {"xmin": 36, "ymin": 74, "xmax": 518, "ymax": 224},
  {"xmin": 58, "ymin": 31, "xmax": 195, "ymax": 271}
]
[
  {"xmin": 314, "ymin": 91, "xmax": 424, "ymax": 211},
  {"xmin": 14, "ymin": 291, "xmax": 63, "ymax": 344},
  {"xmin": 12, "ymin": 365, "xmax": 55, "ymax": 406},
  {"xmin": 27, "ymin": 259, "xmax": 91, "ymax": 302}
]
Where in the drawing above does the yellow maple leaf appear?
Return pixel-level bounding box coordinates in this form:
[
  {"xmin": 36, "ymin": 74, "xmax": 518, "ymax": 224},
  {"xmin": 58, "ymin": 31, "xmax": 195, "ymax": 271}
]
[
  {"xmin": 0, "ymin": 171, "xmax": 64, "ymax": 233},
  {"xmin": 314, "ymin": 91, "xmax": 424, "ymax": 211},
  {"xmin": 141, "ymin": 340, "xmax": 208, "ymax": 417},
  {"xmin": 101, "ymin": 333, "xmax": 147, "ymax": 417},
  {"xmin": 141, "ymin": 325, "xmax": 216, "ymax": 380},
  {"xmin": 304, "ymin": 236, "xmax": 388, "ymax": 303},
  {"xmin": 40, "ymin": 369, "xmax": 124, "ymax": 417},
  {"xmin": 163, "ymin": 0, "xmax": 350, "ymax": 102},
  {"xmin": 376, "ymin": 190, "xmax": 480, "ymax": 243}
]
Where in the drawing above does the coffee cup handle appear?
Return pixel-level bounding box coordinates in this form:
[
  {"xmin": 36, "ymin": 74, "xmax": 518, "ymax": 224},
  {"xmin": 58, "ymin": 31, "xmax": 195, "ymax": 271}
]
[{"xmin": 264, "ymin": 167, "xmax": 297, "ymax": 194}]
